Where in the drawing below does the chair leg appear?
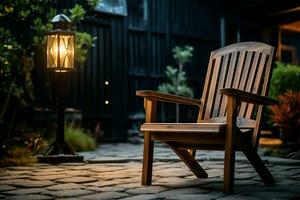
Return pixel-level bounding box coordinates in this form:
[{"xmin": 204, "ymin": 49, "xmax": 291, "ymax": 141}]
[
  {"xmin": 236, "ymin": 134, "xmax": 275, "ymax": 185},
  {"xmin": 142, "ymin": 132, "xmax": 154, "ymax": 185},
  {"xmin": 224, "ymin": 143, "xmax": 235, "ymax": 194},
  {"xmin": 166, "ymin": 142, "xmax": 208, "ymax": 178}
]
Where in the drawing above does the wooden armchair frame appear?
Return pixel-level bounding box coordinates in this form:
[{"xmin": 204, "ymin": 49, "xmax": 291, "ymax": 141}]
[{"xmin": 136, "ymin": 42, "xmax": 278, "ymax": 193}]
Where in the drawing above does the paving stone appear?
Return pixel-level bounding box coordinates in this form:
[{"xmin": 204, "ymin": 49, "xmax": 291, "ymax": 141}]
[
  {"xmin": 217, "ymin": 194, "xmax": 262, "ymax": 200},
  {"xmin": 81, "ymin": 191, "xmax": 129, "ymax": 199},
  {"xmin": 200, "ymin": 182, "xmax": 223, "ymax": 190},
  {"xmin": 165, "ymin": 178, "xmax": 221, "ymax": 188},
  {"xmin": 233, "ymin": 180, "xmax": 262, "ymax": 186},
  {"xmin": 0, "ymin": 175, "xmax": 30, "ymax": 180},
  {"xmin": 97, "ymin": 171, "xmax": 133, "ymax": 180},
  {"xmin": 166, "ymin": 194, "xmax": 221, "ymax": 200},
  {"xmin": 206, "ymin": 169, "xmax": 223, "ymax": 178},
  {"xmin": 118, "ymin": 182, "xmax": 141, "ymax": 189},
  {"xmin": 62, "ymin": 171, "xmax": 93, "ymax": 177},
  {"xmin": 3, "ymin": 171, "xmax": 30, "ymax": 176},
  {"xmin": 0, "ymin": 185, "xmax": 17, "ymax": 191},
  {"xmin": 251, "ymin": 191, "xmax": 300, "ymax": 199},
  {"xmin": 33, "ymin": 168, "xmax": 66, "ymax": 172},
  {"xmin": 155, "ymin": 177, "xmax": 184, "ymax": 184},
  {"xmin": 2, "ymin": 194, "xmax": 52, "ymax": 200},
  {"xmin": 103, "ymin": 178, "xmax": 137, "ymax": 185},
  {"xmin": 56, "ymin": 176, "xmax": 98, "ymax": 184},
  {"xmin": 158, "ymin": 187, "xmax": 210, "ymax": 197},
  {"xmin": 42, "ymin": 188, "xmax": 94, "ymax": 198},
  {"xmin": 29, "ymin": 174, "xmax": 69, "ymax": 181},
  {"xmin": 0, "ymin": 179, "xmax": 55, "ymax": 188},
  {"xmin": 155, "ymin": 170, "xmax": 192, "ymax": 178},
  {"xmin": 28, "ymin": 171, "xmax": 67, "ymax": 176},
  {"xmin": 6, "ymin": 167, "xmax": 35, "ymax": 171},
  {"xmin": 126, "ymin": 186, "xmax": 167, "ymax": 194},
  {"xmin": 86, "ymin": 186, "xmax": 126, "ymax": 192},
  {"xmin": 265, "ymin": 184, "xmax": 300, "ymax": 194},
  {"xmin": 235, "ymin": 172, "xmax": 256, "ymax": 180},
  {"xmin": 3, "ymin": 188, "xmax": 48, "ymax": 195},
  {"xmin": 46, "ymin": 183, "xmax": 84, "ymax": 190},
  {"xmin": 121, "ymin": 194, "xmax": 162, "ymax": 200},
  {"xmin": 83, "ymin": 180, "xmax": 117, "ymax": 187}
]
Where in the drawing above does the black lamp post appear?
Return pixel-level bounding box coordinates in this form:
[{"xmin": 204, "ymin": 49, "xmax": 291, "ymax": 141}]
[{"xmin": 38, "ymin": 14, "xmax": 83, "ymax": 163}]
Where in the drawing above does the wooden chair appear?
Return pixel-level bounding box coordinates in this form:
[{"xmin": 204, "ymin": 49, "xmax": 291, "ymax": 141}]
[{"xmin": 136, "ymin": 42, "xmax": 278, "ymax": 193}]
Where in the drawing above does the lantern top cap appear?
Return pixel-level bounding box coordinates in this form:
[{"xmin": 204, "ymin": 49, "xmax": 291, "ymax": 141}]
[
  {"xmin": 51, "ymin": 14, "xmax": 71, "ymax": 23},
  {"xmin": 51, "ymin": 14, "xmax": 71, "ymax": 29}
]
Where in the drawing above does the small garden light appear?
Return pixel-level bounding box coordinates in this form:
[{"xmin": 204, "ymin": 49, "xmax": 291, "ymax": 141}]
[{"xmin": 46, "ymin": 14, "xmax": 75, "ymax": 72}]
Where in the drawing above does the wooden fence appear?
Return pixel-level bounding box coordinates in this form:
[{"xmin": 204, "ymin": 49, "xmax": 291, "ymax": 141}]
[{"xmin": 35, "ymin": 0, "xmax": 221, "ymax": 141}]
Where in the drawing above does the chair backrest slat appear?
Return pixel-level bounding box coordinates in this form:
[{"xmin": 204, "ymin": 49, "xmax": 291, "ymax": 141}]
[
  {"xmin": 197, "ymin": 42, "xmax": 274, "ymax": 148},
  {"xmin": 212, "ymin": 54, "xmax": 230, "ymax": 117},
  {"xmin": 204, "ymin": 56, "xmax": 222, "ymax": 119}
]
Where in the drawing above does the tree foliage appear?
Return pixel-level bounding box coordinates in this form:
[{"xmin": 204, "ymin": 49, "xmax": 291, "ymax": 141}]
[
  {"xmin": 158, "ymin": 46, "xmax": 194, "ymax": 98},
  {"xmin": 0, "ymin": 0, "xmax": 98, "ymax": 122}
]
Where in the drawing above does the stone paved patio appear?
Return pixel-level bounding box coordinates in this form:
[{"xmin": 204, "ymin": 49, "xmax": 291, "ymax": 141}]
[{"xmin": 0, "ymin": 143, "xmax": 300, "ymax": 199}]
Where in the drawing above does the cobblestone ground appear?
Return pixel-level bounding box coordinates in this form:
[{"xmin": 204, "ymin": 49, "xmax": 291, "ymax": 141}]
[{"xmin": 0, "ymin": 143, "xmax": 299, "ymax": 200}]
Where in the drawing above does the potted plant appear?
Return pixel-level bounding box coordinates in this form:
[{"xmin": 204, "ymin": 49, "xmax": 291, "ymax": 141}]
[{"xmin": 158, "ymin": 45, "xmax": 194, "ymax": 122}]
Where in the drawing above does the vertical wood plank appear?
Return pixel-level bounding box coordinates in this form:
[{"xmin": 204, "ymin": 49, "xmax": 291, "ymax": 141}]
[
  {"xmin": 239, "ymin": 52, "xmax": 260, "ymax": 117},
  {"xmin": 198, "ymin": 54, "xmax": 215, "ymax": 121},
  {"xmin": 204, "ymin": 56, "xmax": 222, "ymax": 119},
  {"xmin": 219, "ymin": 52, "xmax": 238, "ymax": 117},
  {"xmin": 245, "ymin": 54, "xmax": 267, "ymax": 118},
  {"xmin": 212, "ymin": 54, "xmax": 230, "ymax": 117}
]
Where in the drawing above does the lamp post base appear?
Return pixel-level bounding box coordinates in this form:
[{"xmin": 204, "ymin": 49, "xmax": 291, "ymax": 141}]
[
  {"xmin": 38, "ymin": 140, "xmax": 84, "ymax": 163},
  {"xmin": 45, "ymin": 140, "xmax": 75, "ymax": 155},
  {"xmin": 37, "ymin": 155, "xmax": 84, "ymax": 163}
]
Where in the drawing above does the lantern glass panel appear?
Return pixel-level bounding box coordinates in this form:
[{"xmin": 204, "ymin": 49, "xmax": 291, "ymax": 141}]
[{"xmin": 47, "ymin": 33, "xmax": 74, "ymax": 72}]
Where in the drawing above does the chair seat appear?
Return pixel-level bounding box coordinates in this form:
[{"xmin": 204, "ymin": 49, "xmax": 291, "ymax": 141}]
[
  {"xmin": 141, "ymin": 123, "xmax": 227, "ymax": 133},
  {"xmin": 141, "ymin": 123, "xmax": 227, "ymax": 144}
]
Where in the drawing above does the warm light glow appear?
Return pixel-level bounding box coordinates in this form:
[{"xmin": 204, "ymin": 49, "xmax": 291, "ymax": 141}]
[
  {"xmin": 105, "ymin": 81, "xmax": 109, "ymax": 85},
  {"xmin": 46, "ymin": 33, "xmax": 74, "ymax": 72},
  {"xmin": 105, "ymin": 100, "xmax": 109, "ymax": 105}
]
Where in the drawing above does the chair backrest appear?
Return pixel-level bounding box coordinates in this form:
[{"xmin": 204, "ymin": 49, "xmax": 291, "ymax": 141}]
[{"xmin": 197, "ymin": 42, "xmax": 274, "ymax": 148}]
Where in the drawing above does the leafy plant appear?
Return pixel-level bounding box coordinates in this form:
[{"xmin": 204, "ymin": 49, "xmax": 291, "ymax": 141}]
[
  {"xmin": 0, "ymin": 1, "xmax": 97, "ymax": 124},
  {"xmin": 158, "ymin": 46, "xmax": 194, "ymax": 98},
  {"xmin": 270, "ymin": 62, "xmax": 300, "ymax": 98},
  {"xmin": 24, "ymin": 134, "xmax": 48, "ymax": 156},
  {"xmin": 65, "ymin": 125, "xmax": 96, "ymax": 152},
  {"xmin": 158, "ymin": 46, "xmax": 194, "ymax": 122},
  {"xmin": 270, "ymin": 91, "xmax": 300, "ymax": 144}
]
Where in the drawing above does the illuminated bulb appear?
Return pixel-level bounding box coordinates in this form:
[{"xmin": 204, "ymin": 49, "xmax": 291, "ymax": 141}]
[
  {"xmin": 105, "ymin": 100, "xmax": 109, "ymax": 105},
  {"xmin": 105, "ymin": 81, "xmax": 109, "ymax": 85}
]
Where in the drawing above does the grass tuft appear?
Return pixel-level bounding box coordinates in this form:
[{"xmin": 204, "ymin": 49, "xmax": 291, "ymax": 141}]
[{"xmin": 65, "ymin": 125, "xmax": 97, "ymax": 152}]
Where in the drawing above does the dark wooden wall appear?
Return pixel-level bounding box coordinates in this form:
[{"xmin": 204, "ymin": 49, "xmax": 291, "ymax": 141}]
[{"xmin": 35, "ymin": 0, "xmax": 221, "ymax": 142}]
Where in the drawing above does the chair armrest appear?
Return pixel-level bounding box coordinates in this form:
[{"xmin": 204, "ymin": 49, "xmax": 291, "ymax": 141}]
[
  {"xmin": 136, "ymin": 90, "xmax": 201, "ymax": 106},
  {"xmin": 220, "ymin": 88, "xmax": 279, "ymax": 105}
]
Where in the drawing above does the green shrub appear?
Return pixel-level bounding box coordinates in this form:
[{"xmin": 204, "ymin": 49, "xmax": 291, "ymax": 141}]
[
  {"xmin": 65, "ymin": 126, "xmax": 96, "ymax": 152},
  {"xmin": 270, "ymin": 62, "xmax": 300, "ymax": 98}
]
